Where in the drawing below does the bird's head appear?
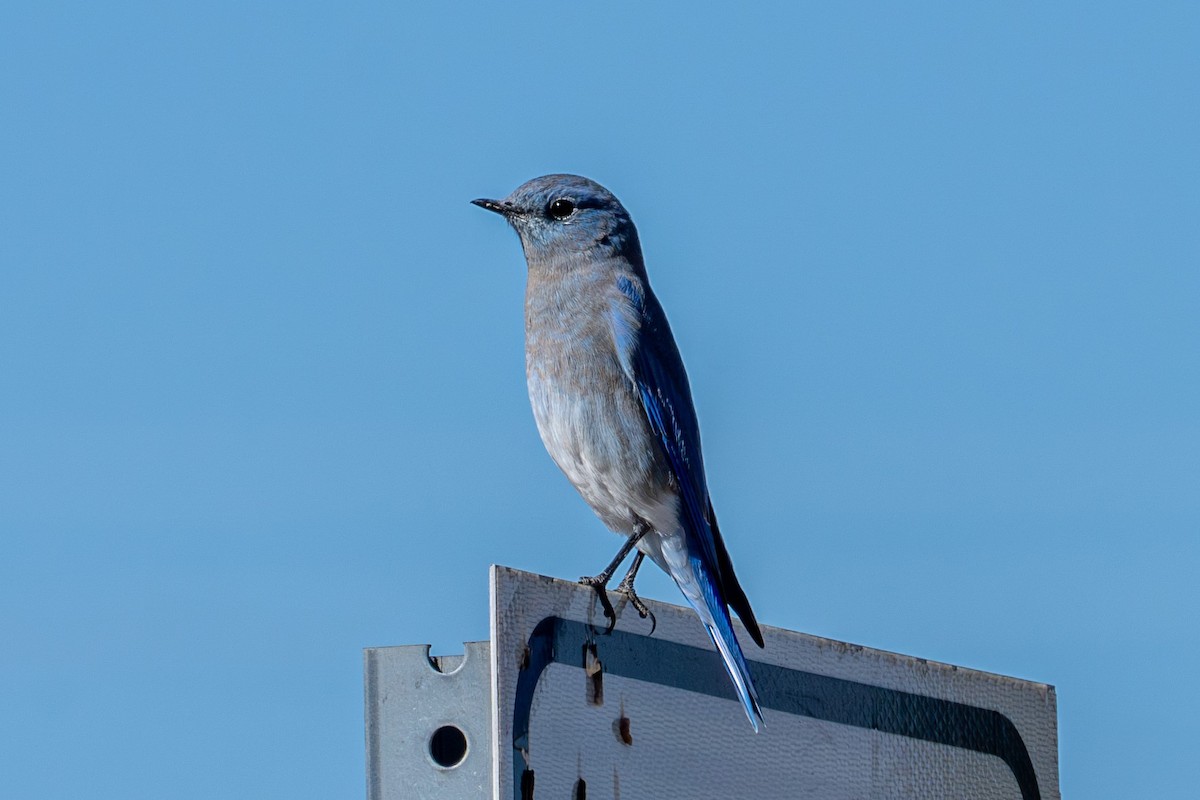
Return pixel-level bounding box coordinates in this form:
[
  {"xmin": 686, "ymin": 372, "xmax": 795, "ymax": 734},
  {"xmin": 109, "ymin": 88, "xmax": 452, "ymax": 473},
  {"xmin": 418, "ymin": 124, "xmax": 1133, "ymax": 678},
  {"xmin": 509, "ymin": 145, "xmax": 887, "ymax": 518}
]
[{"xmin": 473, "ymin": 174, "xmax": 640, "ymax": 266}]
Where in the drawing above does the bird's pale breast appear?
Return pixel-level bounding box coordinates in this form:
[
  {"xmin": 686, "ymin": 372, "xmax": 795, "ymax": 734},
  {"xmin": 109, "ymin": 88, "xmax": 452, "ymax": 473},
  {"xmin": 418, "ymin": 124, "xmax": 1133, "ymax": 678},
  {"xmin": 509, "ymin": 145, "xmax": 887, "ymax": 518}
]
[{"xmin": 524, "ymin": 270, "xmax": 675, "ymax": 536}]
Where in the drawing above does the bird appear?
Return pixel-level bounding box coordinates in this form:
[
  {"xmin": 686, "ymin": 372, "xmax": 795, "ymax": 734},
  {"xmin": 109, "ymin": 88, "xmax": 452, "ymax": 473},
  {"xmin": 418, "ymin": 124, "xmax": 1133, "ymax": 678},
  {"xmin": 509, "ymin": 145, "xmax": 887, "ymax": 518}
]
[{"xmin": 472, "ymin": 174, "xmax": 765, "ymax": 731}]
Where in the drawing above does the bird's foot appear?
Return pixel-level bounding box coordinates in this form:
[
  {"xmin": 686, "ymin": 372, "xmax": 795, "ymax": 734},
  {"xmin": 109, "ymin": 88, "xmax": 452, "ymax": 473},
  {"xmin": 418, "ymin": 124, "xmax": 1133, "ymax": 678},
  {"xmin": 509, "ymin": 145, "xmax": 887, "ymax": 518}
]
[
  {"xmin": 615, "ymin": 572, "xmax": 656, "ymax": 635},
  {"xmin": 579, "ymin": 574, "xmax": 618, "ymax": 633},
  {"xmin": 578, "ymin": 529, "xmax": 649, "ymax": 633}
]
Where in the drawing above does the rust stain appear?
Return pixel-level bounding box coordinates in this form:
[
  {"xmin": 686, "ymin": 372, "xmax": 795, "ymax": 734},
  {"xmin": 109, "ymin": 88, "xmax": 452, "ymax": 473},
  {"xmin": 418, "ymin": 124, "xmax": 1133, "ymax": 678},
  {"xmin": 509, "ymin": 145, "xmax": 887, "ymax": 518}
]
[{"xmin": 613, "ymin": 700, "xmax": 633, "ymax": 746}]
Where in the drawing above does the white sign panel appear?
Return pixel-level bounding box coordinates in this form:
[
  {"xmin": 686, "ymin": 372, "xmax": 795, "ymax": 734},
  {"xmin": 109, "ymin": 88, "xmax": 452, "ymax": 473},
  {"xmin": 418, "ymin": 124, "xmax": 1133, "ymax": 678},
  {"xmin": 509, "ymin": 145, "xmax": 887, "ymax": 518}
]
[{"xmin": 490, "ymin": 566, "xmax": 1058, "ymax": 800}]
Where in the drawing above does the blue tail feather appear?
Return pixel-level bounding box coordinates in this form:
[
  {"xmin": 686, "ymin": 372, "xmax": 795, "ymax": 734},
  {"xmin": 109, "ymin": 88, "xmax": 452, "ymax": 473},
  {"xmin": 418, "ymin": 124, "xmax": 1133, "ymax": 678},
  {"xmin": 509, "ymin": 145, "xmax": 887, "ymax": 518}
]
[{"xmin": 689, "ymin": 557, "xmax": 764, "ymax": 731}]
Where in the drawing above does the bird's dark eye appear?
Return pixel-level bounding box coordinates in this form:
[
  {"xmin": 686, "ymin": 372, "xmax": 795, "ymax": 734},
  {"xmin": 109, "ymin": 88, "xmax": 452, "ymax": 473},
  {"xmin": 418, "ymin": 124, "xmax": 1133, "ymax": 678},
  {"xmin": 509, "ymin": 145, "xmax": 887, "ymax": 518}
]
[{"xmin": 547, "ymin": 198, "xmax": 576, "ymax": 220}]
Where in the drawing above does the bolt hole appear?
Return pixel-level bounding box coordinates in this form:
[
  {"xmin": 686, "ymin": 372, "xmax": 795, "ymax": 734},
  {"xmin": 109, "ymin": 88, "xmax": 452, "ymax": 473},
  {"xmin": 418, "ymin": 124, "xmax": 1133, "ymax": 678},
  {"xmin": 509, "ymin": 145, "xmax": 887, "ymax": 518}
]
[{"xmin": 429, "ymin": 725, "xmax": 468, "ymax": 768}]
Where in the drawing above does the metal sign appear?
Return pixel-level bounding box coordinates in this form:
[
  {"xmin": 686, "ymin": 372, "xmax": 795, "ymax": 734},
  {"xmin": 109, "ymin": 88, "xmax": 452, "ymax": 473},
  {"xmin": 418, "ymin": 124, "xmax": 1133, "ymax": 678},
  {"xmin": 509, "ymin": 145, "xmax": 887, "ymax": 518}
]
[
  {"xmin": 365, "ymin": 566, "xmax": 1059, "ymax": 799},
  {"xmin": 492, "ymin": 566, "xmax": 1058, "ymax": 800}
]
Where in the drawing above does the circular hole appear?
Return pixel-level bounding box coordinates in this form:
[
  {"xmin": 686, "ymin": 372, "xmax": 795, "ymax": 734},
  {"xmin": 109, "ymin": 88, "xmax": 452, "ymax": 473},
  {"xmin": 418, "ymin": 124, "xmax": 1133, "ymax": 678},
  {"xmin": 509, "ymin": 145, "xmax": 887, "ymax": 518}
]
[{"xmin": 428, "ymin": 725, "xmax": 468, "ymax": 768}]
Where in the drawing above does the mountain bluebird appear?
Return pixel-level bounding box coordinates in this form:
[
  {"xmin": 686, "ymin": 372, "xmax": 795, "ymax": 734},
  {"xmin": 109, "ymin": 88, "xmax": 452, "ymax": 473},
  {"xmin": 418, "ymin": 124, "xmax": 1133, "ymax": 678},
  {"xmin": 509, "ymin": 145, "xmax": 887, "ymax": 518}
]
[{"xmin": 473, "ymin": 175, "xmax": 765, "ymax": 730}]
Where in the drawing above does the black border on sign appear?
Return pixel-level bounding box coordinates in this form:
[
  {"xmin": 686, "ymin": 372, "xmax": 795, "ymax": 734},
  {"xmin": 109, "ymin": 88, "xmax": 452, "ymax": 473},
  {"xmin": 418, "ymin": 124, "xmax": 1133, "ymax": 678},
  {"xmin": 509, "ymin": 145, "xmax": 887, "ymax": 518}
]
[{"xmin": 512, "ymin": 616, "xmax": 1041, "ymax": 800}]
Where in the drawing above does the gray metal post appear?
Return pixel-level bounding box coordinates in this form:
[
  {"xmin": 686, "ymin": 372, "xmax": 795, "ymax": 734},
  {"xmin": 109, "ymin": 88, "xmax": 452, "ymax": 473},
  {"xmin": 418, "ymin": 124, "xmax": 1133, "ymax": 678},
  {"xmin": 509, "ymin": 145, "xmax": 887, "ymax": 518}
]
[{"xmin": 364, "ymin": 641, "xmax": 492, "ymax": 800}]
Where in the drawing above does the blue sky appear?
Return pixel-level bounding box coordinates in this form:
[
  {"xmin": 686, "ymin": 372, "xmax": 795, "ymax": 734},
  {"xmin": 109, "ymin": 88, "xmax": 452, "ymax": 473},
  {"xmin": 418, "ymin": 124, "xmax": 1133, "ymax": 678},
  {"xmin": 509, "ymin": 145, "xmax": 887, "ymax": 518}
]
[{"xmin": 1, "ymin": 3, "xmax": 1196, "ymax": 798}]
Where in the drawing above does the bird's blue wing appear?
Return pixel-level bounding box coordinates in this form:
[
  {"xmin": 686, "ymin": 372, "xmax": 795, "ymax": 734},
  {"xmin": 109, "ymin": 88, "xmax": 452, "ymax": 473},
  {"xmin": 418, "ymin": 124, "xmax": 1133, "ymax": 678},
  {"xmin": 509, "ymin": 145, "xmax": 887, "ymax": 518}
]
[
  {"xmin": 611, "ymin": 275, "xmax": 719, "ymax": 572},
  {"xmin": 611, "ymin": 275, "xmax": 764, "ymax": 645},
  {"xmin": 611, "ymin": 275, "xmax": 765, "ymax": 728}
]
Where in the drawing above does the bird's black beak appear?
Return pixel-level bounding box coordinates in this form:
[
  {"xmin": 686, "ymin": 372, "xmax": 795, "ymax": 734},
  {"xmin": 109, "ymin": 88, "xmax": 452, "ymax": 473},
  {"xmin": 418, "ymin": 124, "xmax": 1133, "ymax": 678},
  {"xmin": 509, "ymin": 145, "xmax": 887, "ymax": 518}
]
[{"xmin": 471, "ymin": 198, "xmax": 516, "ymax": 216}]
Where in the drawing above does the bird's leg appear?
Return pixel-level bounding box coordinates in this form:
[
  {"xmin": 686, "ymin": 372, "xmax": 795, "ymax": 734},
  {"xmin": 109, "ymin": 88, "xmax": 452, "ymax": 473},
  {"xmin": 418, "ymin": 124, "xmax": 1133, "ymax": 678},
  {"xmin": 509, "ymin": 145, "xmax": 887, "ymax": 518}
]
[
  {"xmin": 581, "ymin": 527, "xmax": 647, "ymax": 588},
  {"xmin": 580, "ymin": 527, "xmax": 648, "ymax": 630},
  {"xmin": 615, "ymin": 552, "xmax": 656, "ymax": 633}
]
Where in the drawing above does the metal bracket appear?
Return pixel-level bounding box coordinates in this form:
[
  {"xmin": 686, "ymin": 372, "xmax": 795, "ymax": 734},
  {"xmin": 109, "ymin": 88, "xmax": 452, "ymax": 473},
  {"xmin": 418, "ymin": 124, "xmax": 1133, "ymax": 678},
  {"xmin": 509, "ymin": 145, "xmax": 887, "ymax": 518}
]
[{"xmin": 364, "ymin": 641, "xmax": 492, "ymax": 800}]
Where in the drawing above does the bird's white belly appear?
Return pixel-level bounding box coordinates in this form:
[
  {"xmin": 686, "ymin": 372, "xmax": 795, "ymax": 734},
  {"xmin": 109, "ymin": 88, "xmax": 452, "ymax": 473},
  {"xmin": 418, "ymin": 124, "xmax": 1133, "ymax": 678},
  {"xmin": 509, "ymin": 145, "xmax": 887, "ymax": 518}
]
[{"xmin": 527, "ymin": 377, "xmax": 678, "ymax": 539}]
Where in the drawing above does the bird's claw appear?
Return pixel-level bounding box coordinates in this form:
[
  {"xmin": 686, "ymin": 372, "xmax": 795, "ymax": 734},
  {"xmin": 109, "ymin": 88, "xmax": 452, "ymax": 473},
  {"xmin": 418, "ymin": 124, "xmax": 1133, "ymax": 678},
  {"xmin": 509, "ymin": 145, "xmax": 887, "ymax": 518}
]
[
  {"xmin": 615, "ymin": 580, "xmax": 657, "ymax": 635},
  {"xmin": 579, "ymin": 575, "xmax": 618, "ymax": 633}
]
